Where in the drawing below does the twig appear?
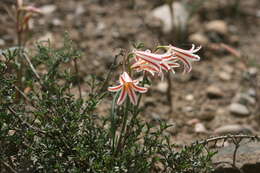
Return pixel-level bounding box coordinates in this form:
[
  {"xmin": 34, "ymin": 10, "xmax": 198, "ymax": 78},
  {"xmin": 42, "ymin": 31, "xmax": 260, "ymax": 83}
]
[
  {"xmin": 196, "ymin": 134, "xmax": 259, "ymax": 146},
  {"xmin": 22, "ymin": 52, "xmax": 41, "ymax": 82}
]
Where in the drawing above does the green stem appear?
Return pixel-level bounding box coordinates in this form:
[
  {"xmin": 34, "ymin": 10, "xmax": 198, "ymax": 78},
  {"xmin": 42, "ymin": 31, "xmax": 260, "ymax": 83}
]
[
  {"xmin": 111, "ymin": 91, "xmax": 120, "ymax": 152},
  {"xmin": 167, "ymin": 73, "xmax": 173, "ymax": 113},
  {"xmin": 115, "ymin": 98, "xmax": 129, "ymax": 155}
]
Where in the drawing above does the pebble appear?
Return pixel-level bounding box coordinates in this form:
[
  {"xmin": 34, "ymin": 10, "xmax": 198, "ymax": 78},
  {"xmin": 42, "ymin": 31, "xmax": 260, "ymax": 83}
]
[
  {"xmin": 182, "ymin": 106, "xmax": 193, "ymax": 112},
  {"xmin": 247, "ymin": 88, "xmax": 256, "ymax": 98},
  {"xmin": 52, "ymin": 18, "xmax": 63, "ymax": 26},
  {"xmin": 40, "ymin": 5, "xmax": 57, "ymax": 15},
  {"xmin": 0, "ymin": 39, "xmax": 5, "ymax": 46},
  {"xmin": 199, "ymin": 112, "xmax": 215, "ymax": 121},
  {"xmin": 218, "ymin": 71, "xmax": 231, "ymax": 81},
  {"xmin": 229, "ymin": 103, "xmax": 250, "ymax": 117},
  {"xmin": 156, "ymin": 81, "xmax": 168, "ymax": 93},
  {"xmin": 206, "ymin": 85, "xmax": 223, "ymax": 99},
  {"xmin": 248, "ymin": 67, "xmax": 258, "ymax": 77},
  {"xmin": 185, "ymin": 94, "xmax": 194, "ymax": 101},
  {"xmin": 205, "ymin": 20, "xmax": 228, "ymax": 35},
  {"xmin": 188, "ymin": 32, "xmax": 209, "ymax": 46},
  {"xmin": 233, "ymin": 93, "xmax": 256, "ymax": 105},
  {"xmin": 214, "ymin": 124, "xmax": 253, "ymax": 135},
  {"xmin": 194, "ymin": 123, "xmax": 207, "ymax": 133}
]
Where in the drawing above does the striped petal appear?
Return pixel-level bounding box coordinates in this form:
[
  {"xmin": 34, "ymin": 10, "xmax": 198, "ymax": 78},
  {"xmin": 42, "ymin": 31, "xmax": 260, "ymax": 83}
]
[
  {"xmin": 108, "ymin": 84, "xmax": 122, "ymax": 92},
  {"xmin": 126, "ymin": 87, "xmax": 138, "ymax": 105},
  {"xmin": 117, "ymin": 86, "xmax": 127, "ymax": 105},
  {"xmin": 132, "ymin": 84, "xmax": 148, "ymax": 93},
  {"xmin": 170, "ymin": 45, "xmax": 201, "ymax": 61}
]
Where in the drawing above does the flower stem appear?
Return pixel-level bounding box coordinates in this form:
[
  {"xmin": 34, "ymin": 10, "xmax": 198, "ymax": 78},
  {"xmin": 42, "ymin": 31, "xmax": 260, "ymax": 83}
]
[{"xmin": 115, "ymin": 98, "xmax": 130, "ymax": 155}]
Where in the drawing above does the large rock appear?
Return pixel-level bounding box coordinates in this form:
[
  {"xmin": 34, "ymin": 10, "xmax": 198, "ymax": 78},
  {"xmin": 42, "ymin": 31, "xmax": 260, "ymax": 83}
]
[
  {"xmin": 151, "ymin": 2, "xmax": 188, "ymax": 33},
  {"xmin": 213, "ymin": 141, "xmax": 260, "ymax": 173},
  {"xmin": 214, "ymin": 124, "xmax": 254, "ymax": 135}
]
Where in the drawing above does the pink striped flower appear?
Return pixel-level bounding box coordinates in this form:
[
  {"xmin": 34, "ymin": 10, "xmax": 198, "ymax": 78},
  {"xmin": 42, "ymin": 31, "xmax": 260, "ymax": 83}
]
[
  {"xmin": 166, "ymin": 44, "xmax": 201, "ymax": 73},
  {"xmin": 132, "ymin": 49, "xmax": 180, "ymax": 76},
  {"xmin": 131, "ymin": 60, "xmax": 159, "ymax": 76},
  {"xmin": 108, "ymin": 72, "xmax": 148, "ymax": 105}
]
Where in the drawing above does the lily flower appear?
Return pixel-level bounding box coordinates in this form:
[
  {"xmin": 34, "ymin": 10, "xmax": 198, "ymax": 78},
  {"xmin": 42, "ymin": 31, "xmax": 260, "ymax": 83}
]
[
  {"xmin": 132, "ymin": 49, "xmax": 180, "ymax": 77},
  {"xmin": 133, "ymin": 49, "xmax": 163, "ymax": 72},
  {"xmin": 108, "ymin": 72, "xmax": 148, "ymax": 105},
  {"xmin": 166, "ymin": 44, "xmax": 201, "ymax": 73},
  {"xmin": 131, "ymin": 59, "xmax": 159, "ymax": 76}
]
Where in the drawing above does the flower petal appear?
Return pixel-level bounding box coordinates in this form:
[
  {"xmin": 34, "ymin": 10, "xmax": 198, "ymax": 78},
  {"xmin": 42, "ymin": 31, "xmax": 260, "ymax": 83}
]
[
  {"xmin": 126, "ymin": 86, "xmax": 137, "ymax": 105},
  {"xmin": 170, "ymin": 45, "xmax": 201, "ymax": 61},
  {"xmin": 176, "ymin": 55, "xmax": 192, "ymax": 73},
  {"xmin": 117, "ymin": 87, "xmax": 127, "ymax": 105},
  {"xmin": 132, "ymin": 84, "xmax": 148, "ymax": 93},
  {"xmin": 108, "ymin": 84, "xmax": 122, "ymax": 92}
]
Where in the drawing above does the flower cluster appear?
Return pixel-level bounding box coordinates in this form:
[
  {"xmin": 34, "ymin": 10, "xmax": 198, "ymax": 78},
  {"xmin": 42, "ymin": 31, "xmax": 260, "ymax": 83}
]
[{"xmin": 109, "ymin": 44, "xmax": 201, "ymax": 105}]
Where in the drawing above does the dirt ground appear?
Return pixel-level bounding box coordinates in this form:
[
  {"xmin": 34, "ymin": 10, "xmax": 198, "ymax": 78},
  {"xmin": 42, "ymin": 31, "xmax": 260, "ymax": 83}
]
[{"xmin": 1, "ymin": 0, "xmax": 260, "ymax": 146}]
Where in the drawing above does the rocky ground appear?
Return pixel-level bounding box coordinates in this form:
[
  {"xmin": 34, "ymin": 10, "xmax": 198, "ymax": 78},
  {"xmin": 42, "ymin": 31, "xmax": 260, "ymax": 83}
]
[{"xmin": 1, "ymin": 0, "xmax": 260, "ymax": 171}]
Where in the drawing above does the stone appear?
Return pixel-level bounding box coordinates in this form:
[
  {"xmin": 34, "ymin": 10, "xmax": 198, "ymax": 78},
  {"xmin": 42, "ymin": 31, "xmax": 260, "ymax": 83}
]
[
  {"xmin": 185, "ymin": 94, "xmax": 194, "ymax": 101},
  {"xmin": 214, "ymin": 124, "xmax": 253, "ymax": 135},
  {"xmin": 233, "ymin": 93, "xmax": 256, "ymax": 105},
  {"xmin": 247, "ymin": 88, "xmax": 256, "ymax": 98},
  {"xmin": 205, "ymin": 20, "xmax": 228, "ymax": 35},
  {"xmin": 199, "ymin": 112, "xmax": 215, "ymax": 121},
  {"xmin": 218, "ymin": 71, "xmax": 231, "ymax": 81},
  {"xmin": 194, "ymin": 123, "xmax": 207, "ymax": 134},
  {"xmin": 0, "ymin": 39, "xmax": 5, "ymax": 46},
  {"xmin": 248, "ymin": 67, "xmax": 258, "ymax": 77},
  {"xmin": 151, "ymin": 2, "xmax": 188, "ymax": 33},
  {"xmin": 156, "ymin": 81, "xmax": 168, "ymax": 93},
  {"xmin": 188, "ymin": 32, "xmax": 209, "ymax": 46},
  {"xmin": 229, "ymin": 103, "xmax": 250, "ymax": 117},
  {"xmin": 40, "ymin": 5, "xmax": 57, "ymax": 15},
  {"xmin": 182, "ymin": 106, "xmax": 193, "ymax": 112},
  {"xmin": 206, "ymin": 85, "xmax": 223, "ymax": 99},
  {"xmin": 52, "ymin": 18, "xmax": 63, "ymax": 26}
]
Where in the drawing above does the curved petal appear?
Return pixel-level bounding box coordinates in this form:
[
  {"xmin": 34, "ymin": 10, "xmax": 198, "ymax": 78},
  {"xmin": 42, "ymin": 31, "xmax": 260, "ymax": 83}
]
[
  {"xmin": 120, "ymin": 72, "xmax": 133, "ymax": 83},
  {"xmin": 126, "ymin": 87, "xmax": 137, "ymax": 105},
  {"xmin": 177, "ymin": 56, "xmax": 192, "ymax": 73},
  {"xmin": 132, "ymin": 84, "xmax": 148, "ymax": 93},
  {"xmin": 170, "ymin": 45, "xmax": 201, "ymax": 61},
  {"xmin": 117, "ymin": 87, "xmax": 127, "ymax": 105},
  {"xmin": 108, "ymin": 84, "xmax": 122, "ymax": 92}
]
